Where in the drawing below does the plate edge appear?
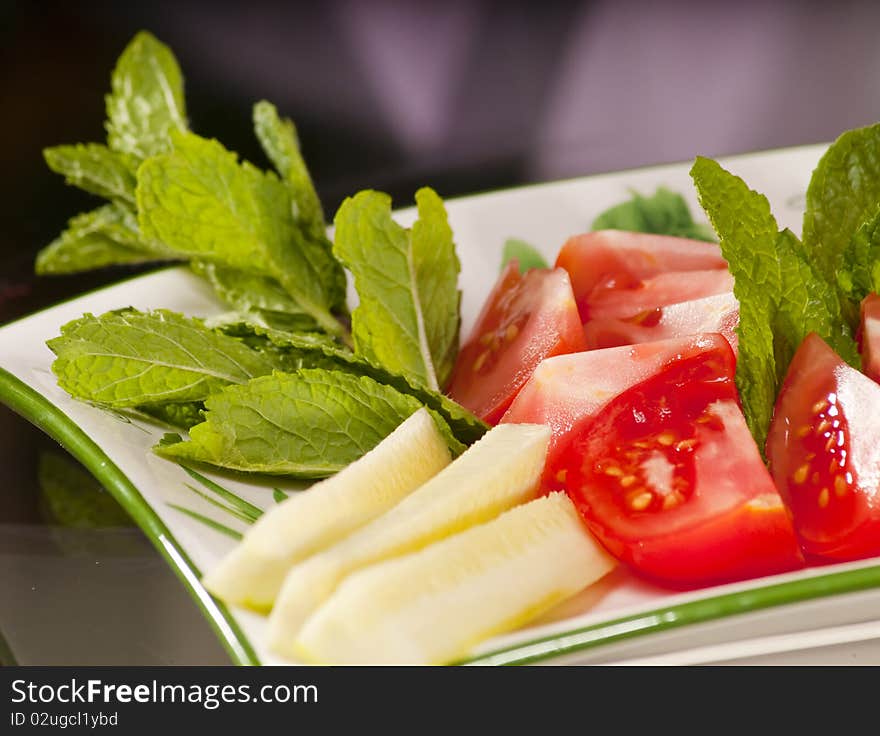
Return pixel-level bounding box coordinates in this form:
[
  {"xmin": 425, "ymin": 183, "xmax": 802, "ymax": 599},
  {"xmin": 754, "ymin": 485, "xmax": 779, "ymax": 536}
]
[{"xmin": 0, "ymin": 366, "xmax": 261, "ymax": 667}]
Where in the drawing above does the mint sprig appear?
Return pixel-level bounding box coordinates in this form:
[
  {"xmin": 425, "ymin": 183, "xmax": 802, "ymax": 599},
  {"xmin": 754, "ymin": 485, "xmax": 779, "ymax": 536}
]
[{"xmin": 691, "ymin": 153, "xmax": 863, "ymax": 451}]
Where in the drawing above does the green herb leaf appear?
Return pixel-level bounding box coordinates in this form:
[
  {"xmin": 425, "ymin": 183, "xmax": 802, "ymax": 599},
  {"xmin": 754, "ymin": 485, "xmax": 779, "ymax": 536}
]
[
  {"xmin": 839, "ymin": 207, "xmax": 880, "ymax": 299},
  {"xmin": 591, "ymin": 186, "xmax": 716, "ymax": 242},
  {"xmin": 333, "ymin": 187, "xmax": 461, "ymax": 391},
  {"xmin": 220, "ymin": 321, "xmax": 488, "ymax": 445},
  {"xmin": 48, "ymin": 309, "xmax": 280, "ymax": 407},
  {"xmin": 43, "ymin": 144, "xmax": 137, "ymax": 205},
  {"xmin": 691, "ymin": 157, "xmax": 858, "ymax": 450},
  {"xmin": 155, "ymin": 369, "xmax": 464, "ymax": 477},
  {"xmin": 191, "ymin": 261, "xmax": 321, "ymax": 333},
  {"xmin": 36, "ymin": 204, "xmax": 172, "ymax": 275},
  {"xmin": 137, "ymin": 401, "xmax": 205, "ymax": 430},
  {"xmin": 105, "ymin": 31, "xmax": 188, "ymax": 161},
  {"xmin": 803, "ymin": 123, "xmax": 880, "ymax": 287},
  {"xmin": 253, "ymin": 100, "xmax": 325, "ymax": 241},
  {"xmin": 691, "ymin": 157, "xmax": 781, "ymax": 448},
  {"xmin": 501, "ymin": 239, "xmax": 548, "ymax": 273},
  {"xmin": 774, "ymin": 229, "xmax": 860, "ymax": 368},
  {"xmin": 273, "ymin": 488, "xmax": 289, "ymax": 503},
  {"xmin": 137, "ymin": 130, "xmax": 348, "ymax": 340}
]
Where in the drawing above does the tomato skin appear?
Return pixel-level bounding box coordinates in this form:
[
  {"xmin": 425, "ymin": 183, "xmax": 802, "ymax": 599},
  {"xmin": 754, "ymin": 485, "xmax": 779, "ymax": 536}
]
[
  {"xmin": 767, "ymin": 333, "xmax": 880, "ymax": 562},
  {"xmin": 446, "ymin": 263, "xmax": 585, "ymax": 424},
  {"xmin": 860, "ymin": 293, "xmax": 880, "ymax": 384},
  {"xmin": 583, "ymin": 292, "xmax": 739, "ymax": 353},
  {"xmin": 501, "ymin": 333, "xmax": 734, "ymax": 492},
  {"xmin": 556, "ymin": 346, "xmax": 803, "ymax": 588},
  {"xmin": 555, "ymin": 230, "xmax": 728, "ymax": 323}
]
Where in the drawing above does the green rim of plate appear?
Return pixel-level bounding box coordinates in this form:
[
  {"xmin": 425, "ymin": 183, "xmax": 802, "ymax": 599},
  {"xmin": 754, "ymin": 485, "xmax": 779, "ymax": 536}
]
[
  {"xmin": 0, "ymin": 366, "xmax": 260, "ymax": 666},
  {"xmin": 466, "ymin": 562, "xmax": 880, "ymax": 665}
]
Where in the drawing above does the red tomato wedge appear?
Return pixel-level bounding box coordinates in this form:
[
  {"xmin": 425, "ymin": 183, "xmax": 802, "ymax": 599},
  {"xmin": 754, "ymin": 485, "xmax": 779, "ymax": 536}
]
[
  {"xmin": 860, "ymin": 293, "xmax": 880, "ymax": 384},
  {"xmin": 553, "ymin": 345, "xmax": 803, "ymax": 587},
  {"xmin": 767, "ymin": 333, "xmax": 880, "ymax": 562},
  {"xmin": 555, "ymin": 230, "xmax": 728, "ymax": 322},
  {"xmin": 501, "ymin": 333, "xmax": 735, "ymax": 491},
  {"xmin": 583, "ymin": 291, "xmax": 739, "ymax": 352},
  {"xmin": 583, "ymin": 268, "xmax": 734, "ymax": 322},
  {"xmin": 445, "ymin": 262, "xmax": 585, "ymax": 424}
]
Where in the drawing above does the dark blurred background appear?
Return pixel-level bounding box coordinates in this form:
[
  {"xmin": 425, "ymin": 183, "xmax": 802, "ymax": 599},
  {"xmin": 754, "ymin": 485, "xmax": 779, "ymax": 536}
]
[{"xmin": 2, "ymin": 0, "xmax": 880, "ymax": 664}]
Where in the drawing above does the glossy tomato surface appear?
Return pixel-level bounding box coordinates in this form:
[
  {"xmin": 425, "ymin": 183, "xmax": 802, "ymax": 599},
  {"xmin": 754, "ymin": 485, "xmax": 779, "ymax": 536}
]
[
  {"xmin": 860, "ymin": 293, "xmax": 880, "ymax": 384},
  {"xmin": 555, "ymin": 230, "xmax": 728, "ymax": 323},
  {"xmin": 446, "ymin": 262, "xmax": 585, "ymax": 423},
  {"xmin": 555, "ymin": 345, "xmax": 803, "ymax": 587},
  {"xmin": 767, "ymin": 333, "xmax": 880, "ymax": 562},
  {"xmin": 502, "ymin": 333, "xmax": 733, "ymax": 491},
  {"xmin": 583, "ymin": 291, "xmax": 739, "ymax": 352},
  {"xmin": 583, "ymin": 268, "xmax": 733, "ymax": 322}
]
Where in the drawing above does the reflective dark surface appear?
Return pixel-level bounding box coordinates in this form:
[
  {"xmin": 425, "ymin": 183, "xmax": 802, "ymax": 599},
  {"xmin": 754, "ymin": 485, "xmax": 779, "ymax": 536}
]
[{"xmin": 3, "ymin": 0, "xmax": 880, "ymax": 665}]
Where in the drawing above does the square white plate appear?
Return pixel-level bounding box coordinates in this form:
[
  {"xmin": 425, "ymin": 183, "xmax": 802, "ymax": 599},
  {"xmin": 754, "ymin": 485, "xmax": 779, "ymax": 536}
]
[{"xmin": 4, "ymin": 143, "xmax": 880, "ymax": 665}]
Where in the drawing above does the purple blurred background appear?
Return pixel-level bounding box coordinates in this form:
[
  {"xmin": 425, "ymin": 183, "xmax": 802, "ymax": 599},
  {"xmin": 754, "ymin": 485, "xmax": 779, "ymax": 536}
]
[{"xmin": 2, "ymin": 0, "xmax": 880, "ymax": 664}]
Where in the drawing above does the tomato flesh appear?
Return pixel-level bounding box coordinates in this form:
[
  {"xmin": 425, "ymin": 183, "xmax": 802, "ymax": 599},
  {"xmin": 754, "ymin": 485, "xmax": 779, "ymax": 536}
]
[
  {"xmin": 446, "ymin": 262, "xmax": 585, "ymax": 424},
  {"xmin": 555, "ymin": 347, "xmax": 803, "ymax": 587},
  {"xmin": 860, "ymin": 293, "xmax": 880, "ymax": 384},
  {"xmin": 583, "ymin": 291, "xmax": 739, "ymax": 352},
  {"xmin": 555, "ymin": 230, "xmax": 728, "ymax": 323},
  {"xmin": 767, "ymin": 333, "xmax": 880, "ymax": 562},
  {"xmin": 501, "ymin": 333, "xmax": 734, "ymax": 492}
]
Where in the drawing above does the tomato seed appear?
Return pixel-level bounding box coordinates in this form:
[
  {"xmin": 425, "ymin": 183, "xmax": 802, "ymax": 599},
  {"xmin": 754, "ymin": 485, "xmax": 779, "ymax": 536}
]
[
  {"xmin": 812, "ymin": 399, "xmax": 829, "ymax": 414},
  {"xmin": 793, "ymin": 464, "xmax": 809, "ymax": 484},
  {"xmin": 504, "ymin": 324, "xmax": 519, "ymax": 342},
  {"xmin": 817, "ymin": 488, "xmax": 830, "ymax": 508},
  {"xmin": 603, "ymin": 466, "xmax": 623, "ymax": 477},
  {"xmin": 629, "ymin": 491, "xmax": 653, "ymax": 511},
  {"xmin": 620, "ymin": 475, "xmax": 638, "ymax": 488},
  {"xmin": 657, "ymin": 432, "xmax": 676, "ymax": 446},
  {"xmin": 797, "ymin": 426, "xmax": 811, "ymax": 438},
  {"xmin": 834, "ymin": 475, "xmax": 848, "ymax": 496},
  {"xmin": 473, "ymin": 351, "xmax": 489, "ymax": 372}
]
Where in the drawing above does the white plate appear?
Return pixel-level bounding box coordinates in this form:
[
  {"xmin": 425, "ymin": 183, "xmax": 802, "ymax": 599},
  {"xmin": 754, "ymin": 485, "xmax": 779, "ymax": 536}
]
[{"xmin": 5, "ymin": 143, "xmax": 880, "ymax": 665}]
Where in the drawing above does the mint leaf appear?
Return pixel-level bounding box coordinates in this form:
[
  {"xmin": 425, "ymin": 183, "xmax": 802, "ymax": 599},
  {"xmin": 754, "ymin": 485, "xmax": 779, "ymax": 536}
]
[
  {"xmin": 501, "ymin": 239, "xmax": 548, "ymax": 273},
  {"xmin": 105, "ymin": 31, "xmax": 187, "ymax": 161},
  {"xmin": 43, "ymin": 144, "xmax": 137, "ymax": 205},
  {"xmin": 137, "ymin": 401, "xmax": 204, "ymax": 429},
  {"xmin": 839, "ymin": 207, "xmax": 880, "ymax": 299},
  {"xmin": 191, "ymin": 261, "xmax": 321, "ymax": 333},
  {"xmin": 48, "ymin": 309, "xmax": 279, "ymax": 407},
  {"xmin": 803, "ymin": 123, "xmax": 880, "ymax": 286},
  {"xmin": 774, "ymin": 229, "xmax": 860, "ymax": 368},
  {"xmin": 691, "ymin": 157, "xmax": 780, "ymax": 447},
  {"xmin": 592, "ymin": 186, "xmax": 716, "ymax": 242},
  {"xmin": 219, "ymin": 321, "xmax": 488, "ymax": 445},
  {"xmin": 691, "ymin": 157, "xmax": 859, "ymax": 450},
  {"xmin": 137, "ymin": 130, "xmax": 349, "ymax": 340},
  {"xmin": 36, "ymin": 206, "xmax": 151, "ymax": 274},
  {"xmin": 333, "ymin": 187, "xmax": 461, "ymax": 391},
  {"xmin": 35, "ymin": 204, "xmax": 174, "ymax": 275},
  {"xmin": 253, "ymin": 100, "xmax": 325, "ymax": 240},
  {"xmin": 156, "ymin": 370, "xmax": 464, "ymax": 477}
]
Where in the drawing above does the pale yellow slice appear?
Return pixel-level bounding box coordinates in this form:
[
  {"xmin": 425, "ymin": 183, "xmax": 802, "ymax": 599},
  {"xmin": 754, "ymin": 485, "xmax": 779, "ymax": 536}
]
[
  {"xmin": 267, "ymin": 422, "xmax": 551, "ymax": 656},
  {"xmin": 296, "ymin": 492, "xmax": 616, "ymax": 665},
  {"xmin": 202, "ymin": 408, "xmax": 451, "ymax": 611}
]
